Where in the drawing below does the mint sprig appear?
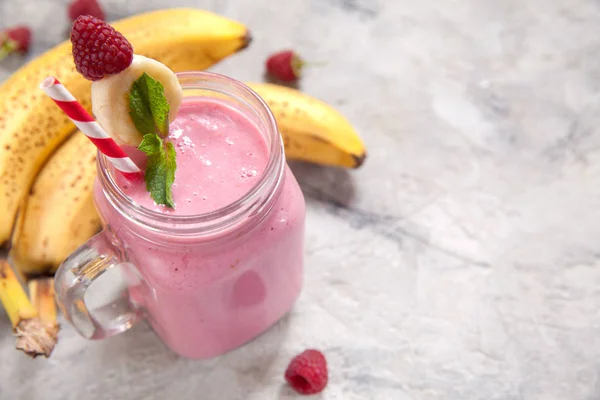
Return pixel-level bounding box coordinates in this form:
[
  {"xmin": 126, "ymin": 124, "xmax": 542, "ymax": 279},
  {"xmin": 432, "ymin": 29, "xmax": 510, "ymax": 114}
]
[
  {"xmin": 129, "ymin": 72, "xmax": 170, "ymax": 137},
  {"xmin": 129, "ymin": 73, "xmax": 177, "ymax": 208},
  {"xmin": 138, "ymin": 134, "xmax": 176, "ymax": 208}
]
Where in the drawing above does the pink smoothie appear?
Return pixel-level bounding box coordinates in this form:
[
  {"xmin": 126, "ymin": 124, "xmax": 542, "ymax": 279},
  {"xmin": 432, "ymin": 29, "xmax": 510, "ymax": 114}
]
[
  {"xmin": 120, "ymin": 99, "xmax": 269, "ymax": 214},
  {"xmin": 94, "ymin": 97, "xmax": 305, "ymax": 358}
]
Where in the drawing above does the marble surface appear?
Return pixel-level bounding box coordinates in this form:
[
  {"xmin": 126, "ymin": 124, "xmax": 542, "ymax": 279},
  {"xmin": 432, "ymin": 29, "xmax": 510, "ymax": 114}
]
[{"xmin": 2, "ymin": 0, "xmax": 600, "ymax": 399}]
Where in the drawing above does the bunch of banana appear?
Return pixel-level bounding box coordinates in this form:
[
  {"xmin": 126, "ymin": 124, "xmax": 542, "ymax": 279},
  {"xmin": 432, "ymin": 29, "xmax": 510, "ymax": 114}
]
[{"xmin": 0, "ymin": 8, "xmax": 251, "ymax": 246}]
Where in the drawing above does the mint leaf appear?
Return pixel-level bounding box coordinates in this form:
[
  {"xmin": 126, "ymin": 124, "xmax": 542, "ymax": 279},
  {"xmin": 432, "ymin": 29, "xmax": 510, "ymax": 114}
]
[
  {"xmin": 138, "ymin": 134, "xmax": 177, "ymax": 208},
  {"xmin": 137, "ymin": 132, "xmax": 162, "ymax": 155},
  {"xmin": 128, "ymin": 79, "xmax": 155, "ymax": 136},
  {"xmin": 129, "ymin": 73, "xmax": 170, "ymax": 137}
]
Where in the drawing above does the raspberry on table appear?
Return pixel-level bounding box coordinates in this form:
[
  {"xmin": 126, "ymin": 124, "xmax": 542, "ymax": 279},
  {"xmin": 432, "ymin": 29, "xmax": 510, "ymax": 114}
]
[
  {"xmin": 70, "ymin": 15, "xmax": 133, "ymax": 81},
  {"xmin": 68, "ymin": 0, "xmax": 106, "ymax": 22},
  {"xmin": 285, "ymin": 349, "xmax": 328, "ymax": 395},
  {"xmin": 266, "ymin": 49, "xmax": 304, "ymax": 82},
  {"xmin": 3, "ymin": 26, "xmax": 32, "ymax": 53}
]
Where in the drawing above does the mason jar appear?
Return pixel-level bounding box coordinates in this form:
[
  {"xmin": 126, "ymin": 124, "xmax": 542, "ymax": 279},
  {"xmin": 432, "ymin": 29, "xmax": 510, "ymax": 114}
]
[{"xmin": 54, "ymin": 72, "xmax": 306, "ymax": 359}]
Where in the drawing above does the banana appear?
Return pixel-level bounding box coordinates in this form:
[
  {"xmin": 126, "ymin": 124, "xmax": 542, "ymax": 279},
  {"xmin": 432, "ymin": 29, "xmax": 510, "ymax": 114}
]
[
  {"xmin": 92, "ymin": 55, "xmax": 183, "ymax": 146},
  {"xmin": 0, "ymin": 8, "xmax": 250, "ymax": 245},
  {"xmin": 10, "ymin": 132, "xmax": 100, "ymax": 275},
  {"xmin": 246, "ymin": 83, "xmax": 366, "ymax": 168}
]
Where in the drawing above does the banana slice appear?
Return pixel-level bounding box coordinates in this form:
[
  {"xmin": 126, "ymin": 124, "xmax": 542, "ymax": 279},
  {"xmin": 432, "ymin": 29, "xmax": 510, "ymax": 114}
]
[{"xmin": 91, "ymin": 55, "xmax": 183, "ymax": 146}]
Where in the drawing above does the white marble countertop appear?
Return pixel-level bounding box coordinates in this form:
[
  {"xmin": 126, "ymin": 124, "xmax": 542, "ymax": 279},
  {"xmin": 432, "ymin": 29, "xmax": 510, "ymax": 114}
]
[{"xmin": 2, "ymin": 0, "xmax": 600, "ymax": 399}]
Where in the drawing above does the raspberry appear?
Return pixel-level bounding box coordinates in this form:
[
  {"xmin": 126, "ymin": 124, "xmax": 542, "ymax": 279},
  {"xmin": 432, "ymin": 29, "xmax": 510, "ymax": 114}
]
[
  {"xmin": 0, "ymin": 26, "xmax": 32, "ymax": 54},
  {"xmin": 70, "ymin": 15, "xmax": 133, "ymax": 81},
  {"xmin": 266, "ymin": 50, "xmax": 304, "ymax": 82},
  {"xmin": 284, "ymin": 349, "xmax": 328, "ymax": 395},
  {"xmin": 68, "ymin": 0, "xmax": 106, "ymax": 22}
]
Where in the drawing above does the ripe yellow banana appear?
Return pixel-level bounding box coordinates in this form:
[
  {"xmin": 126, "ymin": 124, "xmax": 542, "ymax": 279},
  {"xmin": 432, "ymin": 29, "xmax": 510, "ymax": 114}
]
[
  {"xmin": 10, "ymin": 132, "xmax": 100, "ymax": 275},
  {"xmin": 0, "ymin": 8, "xmax": 250, "ymax": 245},
  {"xmin": 0, "ymin": 261, "xmax": 58, "ymax": 357},
  {"xmin": 246, "ymin": 83, "xmax": 366, "ymax": 168}
]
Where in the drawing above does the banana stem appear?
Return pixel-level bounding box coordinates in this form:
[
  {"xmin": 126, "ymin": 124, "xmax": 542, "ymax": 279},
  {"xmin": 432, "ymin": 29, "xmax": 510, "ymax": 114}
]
[
  {"xmin": 0, "ymin": 261, "xmax": 59, "ymax": 358},
  {"xmin": 28, "ymin": 278, "xmax": 57, "ymax": 324}
]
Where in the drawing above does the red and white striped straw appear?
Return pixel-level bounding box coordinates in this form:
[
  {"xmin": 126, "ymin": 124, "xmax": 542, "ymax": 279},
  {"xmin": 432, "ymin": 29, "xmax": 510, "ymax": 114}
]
[{"xmin": 41, "ymin": 76, "xmax": 142, "ymax": 181}]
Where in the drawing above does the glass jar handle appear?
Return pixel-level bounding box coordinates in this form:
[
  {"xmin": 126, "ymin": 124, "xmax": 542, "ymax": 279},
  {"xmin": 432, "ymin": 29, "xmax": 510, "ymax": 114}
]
[{"xmin": 54, "ymin": 230, "xmax": 141, "ymax": 340}]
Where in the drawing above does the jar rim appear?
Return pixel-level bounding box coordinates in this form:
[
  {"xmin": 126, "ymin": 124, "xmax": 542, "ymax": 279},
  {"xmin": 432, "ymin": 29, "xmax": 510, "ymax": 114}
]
[{"xmin": 97, "ymin": 71, "xmax": 285, "ymax": 235}]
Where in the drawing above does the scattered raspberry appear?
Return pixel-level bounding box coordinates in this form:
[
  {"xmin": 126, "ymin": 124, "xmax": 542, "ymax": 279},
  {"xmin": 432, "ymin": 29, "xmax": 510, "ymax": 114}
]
[
  {"xmin": 5, "ymin": 26, "xmax": 32, "ymax": 52},
  {"xmin": 285, "ymin": 349, "xmax": 328, "ymax": 395},
  {"xmin": 266, "ymin": 50, "xmax": 304, "ymax": 82},
  {"xmin": 68, "ymin": 0, "xmax": 106, "ymax": 22},
  {"xmin": 0, "ymin": 26, "xmax": 32, "ymax": 60},
  {"xmin": 70, "ymin": 15, "xmax": 133, "ymax": 81}
]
